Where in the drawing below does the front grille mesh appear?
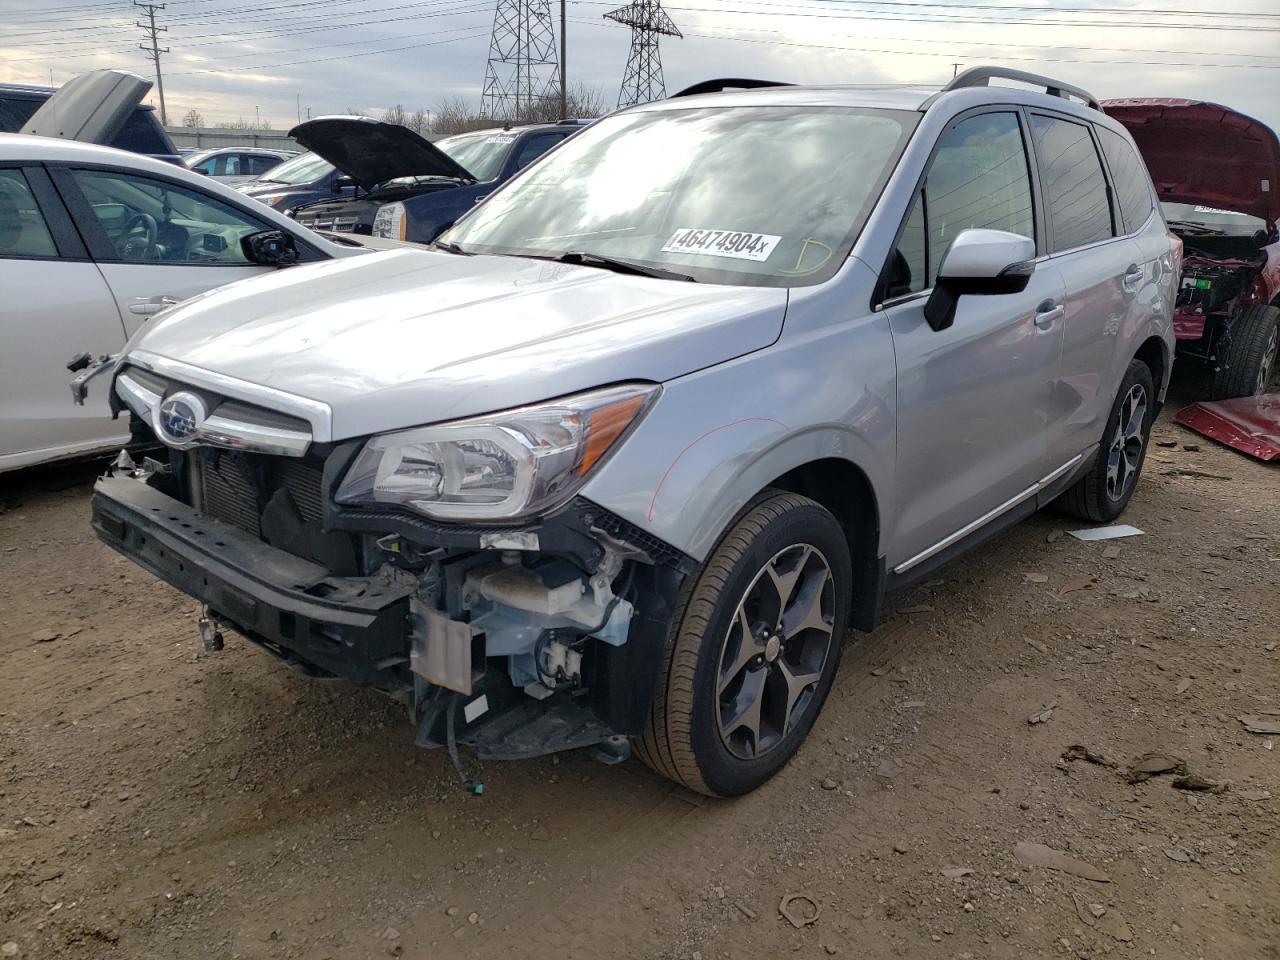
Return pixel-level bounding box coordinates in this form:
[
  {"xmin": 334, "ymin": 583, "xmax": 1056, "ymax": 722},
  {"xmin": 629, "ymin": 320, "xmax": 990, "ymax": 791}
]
[
  {"xmin": 198, "ymin": 453, "xmax": 262, "ymax": 538},
  {"xmin": 195, "ymin": 451, "xmax": 325, "ymax": 538}
]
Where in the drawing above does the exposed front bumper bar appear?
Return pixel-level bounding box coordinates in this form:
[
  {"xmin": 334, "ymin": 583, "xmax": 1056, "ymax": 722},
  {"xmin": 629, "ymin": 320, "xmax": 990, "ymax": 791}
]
[{"xmin": 91, "ymin": 475, "xmax": 415, "ymax": 687}]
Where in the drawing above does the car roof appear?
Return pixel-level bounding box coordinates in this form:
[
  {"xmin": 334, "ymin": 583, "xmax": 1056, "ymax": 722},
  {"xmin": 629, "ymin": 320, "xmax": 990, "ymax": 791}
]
[
  {"xmin": 0, "ymin": 81, "xmax": 159, "ymax": 113},
  {"xmin": 632, "ymin": 76, "xmax": 1116, "ymax": 130}
]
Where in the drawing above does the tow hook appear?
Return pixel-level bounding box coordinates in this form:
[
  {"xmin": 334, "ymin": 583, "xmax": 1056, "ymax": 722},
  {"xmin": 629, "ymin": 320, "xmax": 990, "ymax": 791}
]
[{"xmin": 197, "ymin": 613, "xmax": 224, "ymax": 652}]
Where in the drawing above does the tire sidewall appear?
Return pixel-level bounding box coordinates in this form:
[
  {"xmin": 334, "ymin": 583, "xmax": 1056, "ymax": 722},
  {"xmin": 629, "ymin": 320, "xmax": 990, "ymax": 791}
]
[
  {"xmin": 1091, "ymin": 360, "xmax": 1156, "ymax": 521},
  {"xmin": 685, "ymin": 500, "xmax": 852, "ymax": 797}
]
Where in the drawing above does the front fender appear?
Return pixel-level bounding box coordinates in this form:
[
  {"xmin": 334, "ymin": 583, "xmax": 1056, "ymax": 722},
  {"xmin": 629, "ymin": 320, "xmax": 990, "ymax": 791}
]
[{"xmin": 581, "ymin": 296, "xmax": 896, "ymax": 563}]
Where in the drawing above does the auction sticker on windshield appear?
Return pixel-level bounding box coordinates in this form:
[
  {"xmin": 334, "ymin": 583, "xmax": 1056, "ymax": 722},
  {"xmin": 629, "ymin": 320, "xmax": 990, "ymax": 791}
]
[{"xmin": 662, "ymin": 227, "xmax": 782, "ymax": 262}]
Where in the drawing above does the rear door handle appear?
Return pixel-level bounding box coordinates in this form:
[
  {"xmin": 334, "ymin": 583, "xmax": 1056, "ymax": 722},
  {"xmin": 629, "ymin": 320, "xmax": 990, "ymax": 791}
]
[
  {"xmin": 1034, "ymin": 301, "xmax": 1065, "ymax": 330},
  {"xmin": 1122, "ymin": 264, "xmax": 1143, "ymax": 293}
]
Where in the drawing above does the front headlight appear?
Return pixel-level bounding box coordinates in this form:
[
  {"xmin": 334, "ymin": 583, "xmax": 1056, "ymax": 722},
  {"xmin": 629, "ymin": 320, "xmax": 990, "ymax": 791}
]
[
  {"xmin": 373, "ymin": 202, "xmax": 406, "ymax": 240},
  {"xmin": 335, "ymin": 383, "xmax": 659, "ymax": 521},
  {"xmin": 253, "ymin": 192, "xmax": 291, "ymax": 209}
]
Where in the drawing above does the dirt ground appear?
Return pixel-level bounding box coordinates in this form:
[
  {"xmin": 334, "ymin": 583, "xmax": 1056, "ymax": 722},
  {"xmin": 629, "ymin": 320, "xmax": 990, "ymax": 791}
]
[{"xmin": 1, "ymin": 401, "xmax": 1277, "ymax": 960}]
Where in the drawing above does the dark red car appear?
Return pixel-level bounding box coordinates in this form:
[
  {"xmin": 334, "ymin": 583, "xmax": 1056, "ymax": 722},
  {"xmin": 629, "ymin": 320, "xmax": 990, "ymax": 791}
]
[{"xmin": 1104, "ymin": 98, "xmax": 1280, "ymax": 398}]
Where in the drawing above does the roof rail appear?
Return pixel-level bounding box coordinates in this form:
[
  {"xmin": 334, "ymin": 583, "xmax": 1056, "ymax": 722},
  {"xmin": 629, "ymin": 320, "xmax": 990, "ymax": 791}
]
[
  {"xmin": 942, "ymin": 66, "xmax": 1100, "ymax": 111},
  {"xmin": 670, "ymin": 78, "xmax": 793, "ymax": 99}
]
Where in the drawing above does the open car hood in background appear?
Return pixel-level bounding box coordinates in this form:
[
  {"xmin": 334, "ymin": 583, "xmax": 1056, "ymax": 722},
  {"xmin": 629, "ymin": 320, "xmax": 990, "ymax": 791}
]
[
  {"xmin": 20, "ymin": 69, "xmax": 151, "ymax": 146},
  {"xmin": 288, "ymin": 116, "xmax": 476, "ymax": 191},
  {"xmin": 1102, "ymin": 99, "xmax": 1280, "ymax": 224}
]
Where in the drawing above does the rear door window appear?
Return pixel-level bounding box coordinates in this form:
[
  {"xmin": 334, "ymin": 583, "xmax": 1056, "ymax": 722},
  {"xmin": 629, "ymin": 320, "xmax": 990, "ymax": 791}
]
[
  {"xmin": 1031, "ymin": 114, "xmax": 1115, "ymax": 251},
  {"xmin": 247, "ymin": 155, "xmax": 279, "ymax": 175},
  {"xmin": 887, "ymin": 111, "xmax": 1035, "ymax": 297},
  {"xmin": 0, "ymin": 169, "xmax": 58, "ymax": 258},
  {"xmin": 512, "ymin": 132, "xmax": 566, "ymax": 172},
  {"xmin": 1097, "ymin": 126, "xmax": 1154, "ymax": 234},
  {"xmin": 0, "ymin": 96, "xmax": 41, "ymax": 132}
]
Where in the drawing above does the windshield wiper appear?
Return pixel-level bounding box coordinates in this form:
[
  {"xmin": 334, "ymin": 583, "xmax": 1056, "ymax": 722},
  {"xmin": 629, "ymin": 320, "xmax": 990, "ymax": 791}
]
[
  {"xmin": 550, "ymin": 251, "xmax": 696, "ymax": 282},
  {"xmin": 432, "ymin": 239, "xmax": 472, "ymax": 255}
]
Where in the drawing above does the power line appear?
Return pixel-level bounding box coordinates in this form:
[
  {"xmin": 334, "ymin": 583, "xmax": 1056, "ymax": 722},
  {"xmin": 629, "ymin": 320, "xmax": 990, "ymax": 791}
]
[{"xmin": 134, "ymin": 1, "xmax": 169, "ymax": 126}]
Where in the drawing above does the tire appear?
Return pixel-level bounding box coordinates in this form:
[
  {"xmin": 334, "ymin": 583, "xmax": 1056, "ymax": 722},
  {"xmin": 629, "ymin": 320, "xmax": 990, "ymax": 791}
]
[
  {"xmin": 1210, "ymin": 304, "xmax": 1280, "ymax": 399},
  {"xmin": 634, "ymin": 492, "xmax": 852, "ymax": 797},
  {"xmin": 1056, "ymin": 359, "xmax": 1156, "ymax": 523}
]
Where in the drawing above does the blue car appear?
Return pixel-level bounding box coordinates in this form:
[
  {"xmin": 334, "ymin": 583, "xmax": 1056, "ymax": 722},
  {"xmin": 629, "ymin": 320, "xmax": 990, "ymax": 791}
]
[{"xmin": 286, "ymin": 118, "xmax": 589, "ymax": 243}]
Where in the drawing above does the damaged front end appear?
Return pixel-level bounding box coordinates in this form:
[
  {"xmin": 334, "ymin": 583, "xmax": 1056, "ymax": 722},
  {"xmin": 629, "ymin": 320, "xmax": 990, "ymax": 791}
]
[{"xmin": 90, "ymin": 364, "xmax": 691, "ymax": 766}]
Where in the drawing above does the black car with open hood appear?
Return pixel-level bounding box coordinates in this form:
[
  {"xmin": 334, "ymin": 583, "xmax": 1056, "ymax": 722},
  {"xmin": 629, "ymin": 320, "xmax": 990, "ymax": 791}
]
[
  {"xmin": 287, "ymin": 117, "xmax": 589, "ymax": 239},
  {"xmin": 285, "ymin": 115, "xmax": 477, "ymax": 235}
]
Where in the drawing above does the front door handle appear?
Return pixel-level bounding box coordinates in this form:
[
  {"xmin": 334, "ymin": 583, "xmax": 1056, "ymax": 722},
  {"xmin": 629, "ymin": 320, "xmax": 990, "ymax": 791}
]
[
  {"xmin": 128, "ymin": 296, "xmax": 179, "ymax": 316},
  {"xmin": 1122, "ymin": 264, "xmax": 1143, "ymax": 293},
  {"xmin": 1034, "ymin": 301, "xmax": 1065, "ymax": 330}
]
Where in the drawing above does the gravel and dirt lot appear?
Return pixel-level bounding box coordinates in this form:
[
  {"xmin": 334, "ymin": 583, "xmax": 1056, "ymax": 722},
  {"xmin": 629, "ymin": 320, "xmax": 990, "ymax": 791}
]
[{"xmin": 1, "ymin": 402, "xmax": 1276, "ymax": 960}]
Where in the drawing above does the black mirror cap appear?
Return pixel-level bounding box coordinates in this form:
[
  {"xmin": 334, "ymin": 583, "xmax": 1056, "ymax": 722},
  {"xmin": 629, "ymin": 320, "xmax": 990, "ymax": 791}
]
[
  {"xmin": 332, "ymin": 175, "xmax": 356, "ymax": 191},
  {"xmin": 924, "ymin": 260, "xmax": 1035, "ymax": 332},
  {"xmin": 242, "ymin": 230, "xmax": 299, "ymax": 267}
]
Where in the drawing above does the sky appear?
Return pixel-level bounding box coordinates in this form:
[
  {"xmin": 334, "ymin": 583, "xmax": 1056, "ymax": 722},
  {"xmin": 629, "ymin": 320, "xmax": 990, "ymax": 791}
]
[{"xmin": 1, "ymin": 0, "xmax": 1278, "ymax": 134}]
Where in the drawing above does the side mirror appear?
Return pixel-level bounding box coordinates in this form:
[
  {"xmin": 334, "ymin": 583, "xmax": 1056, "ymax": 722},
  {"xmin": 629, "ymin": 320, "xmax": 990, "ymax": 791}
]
[
  {"xmin": 241, "ymin": 230, "xmax": 299, "ymax": 267},
  {"xmin": 923, "ymin": 229, "xmax": 1036, "ymax": 332},
  {"xmin": 332, "ymin": 175, "xmax": 355, "ymax": 192}
]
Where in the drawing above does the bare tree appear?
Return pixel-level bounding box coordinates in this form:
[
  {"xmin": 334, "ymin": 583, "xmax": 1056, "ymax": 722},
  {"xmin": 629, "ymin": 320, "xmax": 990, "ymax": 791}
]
[
  {"xmin": 182, "ymin": 108, "xmax": 204, "ymax": 129},
  {"xmin": 382, "ymin": 103, "xmax": 409, "ymax": 126},
  {"xmin": 408, "ymin": 109, "xmax": 430, "ymax": 136},
  {"xmin": 431, "ymin": 84, "xmax": 608, "ymax": 136},
  {"xmin": 222, "ymin": 117, "xmax": 275, "ymax": 131}
]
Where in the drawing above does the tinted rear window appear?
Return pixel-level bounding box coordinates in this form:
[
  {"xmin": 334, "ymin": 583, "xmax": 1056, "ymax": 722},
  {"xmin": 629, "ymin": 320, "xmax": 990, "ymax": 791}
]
[
  {"xmin": 0, "ymin": 96, "xmax": 42, "ymax": 132},
  {"xmin": 1097, "ymin": 126, "xmax": 1154, "ymax": 233},
  {"xmin": 1032, "ymin": 114, "xmax": 1114, "ymax": 251},
  {"xmin": 111, "ymin": 110, "xmax": 174, "ymax": 156}
]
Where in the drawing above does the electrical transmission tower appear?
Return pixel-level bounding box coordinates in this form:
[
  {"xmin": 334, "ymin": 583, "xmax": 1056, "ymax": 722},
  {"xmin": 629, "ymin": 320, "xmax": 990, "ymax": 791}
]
[
  {"xmin": 480, "ymin": 0, "xmax": 560, "ymax": 123},
  {"xmin": 134, "ymin": 1, "xmax": 169, "ymax": 126},
  {"xmin": 604, "ymin": 1, "xmax": 681, "ymax": 108}
]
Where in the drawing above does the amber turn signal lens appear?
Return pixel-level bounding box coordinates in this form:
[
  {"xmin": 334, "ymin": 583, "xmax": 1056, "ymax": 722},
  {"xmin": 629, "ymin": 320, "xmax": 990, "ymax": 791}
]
[{"xmin": 578, "ymin": 394, "xmax": 648, "ymax": 476}]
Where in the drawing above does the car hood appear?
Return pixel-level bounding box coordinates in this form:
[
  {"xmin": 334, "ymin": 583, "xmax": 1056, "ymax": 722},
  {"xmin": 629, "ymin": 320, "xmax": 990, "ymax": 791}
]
[
  {"xmin": 1102, "ymin": 98, "xmax": 1280, "ymax": 224},
  {"xmin": 288, "ymin": 116, "xmax": 475, "ymax": 191},
  {"xmin": 128, "ymin": 248, "xmax": 787, "ymax": 441}
]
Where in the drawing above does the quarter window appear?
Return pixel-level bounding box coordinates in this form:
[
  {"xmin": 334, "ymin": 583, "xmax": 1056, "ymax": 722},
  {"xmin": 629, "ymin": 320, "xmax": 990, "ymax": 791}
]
[
  {"xmin": 1097, "ymin": 126, "xmax": 1154, "ymax": 233},
  {"xmin": 1031, "ymin": 115, "xmax": 1114, "ymax": 250},
  {"xmin": 887, "ymin": 112, "xmax": 1034, "ymax": 297},
  {"xmin": 71, "ymin": 169, "xmax": 269, "ymax": 264},
  {"xmin": 0, "ymin": 169, "xmax": 58, "ymax": 258}
]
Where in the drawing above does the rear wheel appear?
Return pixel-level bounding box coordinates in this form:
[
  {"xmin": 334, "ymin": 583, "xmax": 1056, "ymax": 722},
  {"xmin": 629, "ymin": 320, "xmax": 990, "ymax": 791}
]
[
  {"xmin": 1210, "ymin": 304, "xmax": 1280, "ymax": 399},
  {"xmin": 1056, "ymin": 359, "xmax": 1155, "ymax": 523},
  {"xmin": 635, "ymin": 493, "xmax": 851, "ymax": 797}
]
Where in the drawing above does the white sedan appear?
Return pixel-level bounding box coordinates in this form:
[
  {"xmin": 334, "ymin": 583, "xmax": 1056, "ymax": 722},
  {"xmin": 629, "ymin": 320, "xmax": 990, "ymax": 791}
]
[{"xmin": 0, "ymin": 134, "xmax": 387, "ymax": 473}]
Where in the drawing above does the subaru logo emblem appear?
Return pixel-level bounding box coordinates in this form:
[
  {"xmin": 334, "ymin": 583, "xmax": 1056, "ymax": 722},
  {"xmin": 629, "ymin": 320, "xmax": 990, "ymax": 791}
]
[{"xmin": 156, "ymin": 392, "xmax": 206, "ymax": 446}]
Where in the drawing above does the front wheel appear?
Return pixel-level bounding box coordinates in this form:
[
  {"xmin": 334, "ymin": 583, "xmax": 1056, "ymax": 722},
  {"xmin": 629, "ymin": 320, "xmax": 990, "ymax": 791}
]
[
  {"xmin": 1055, "ymin": 359, "xmax": 1156, "ymax": 523},
  {"xmin": 635, "ymin": 493, "xmax": 852, "ymax": 797}
]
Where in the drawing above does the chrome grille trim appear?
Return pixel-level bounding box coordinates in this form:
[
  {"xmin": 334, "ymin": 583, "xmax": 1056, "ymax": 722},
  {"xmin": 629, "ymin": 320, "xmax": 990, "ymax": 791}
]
[
  {"xmin": 115, "ymin": 366, "xmax": 314, "ymax": 458},
  {"xmin": 125, "ymin": 349, "xmax": 334, "ymax": 441}
]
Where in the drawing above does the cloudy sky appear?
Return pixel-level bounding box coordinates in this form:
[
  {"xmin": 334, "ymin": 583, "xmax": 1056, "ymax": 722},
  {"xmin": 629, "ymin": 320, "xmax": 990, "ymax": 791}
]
[{"xmin": 2, "ymin": 0, "xmax": 1278, "ymax": 132}]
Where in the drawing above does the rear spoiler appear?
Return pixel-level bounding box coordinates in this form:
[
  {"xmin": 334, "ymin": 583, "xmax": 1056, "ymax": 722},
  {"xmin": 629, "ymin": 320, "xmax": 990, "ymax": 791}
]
[{"xmin": 20, "ymin": 69, "xmax": 151, "ymax": 145}]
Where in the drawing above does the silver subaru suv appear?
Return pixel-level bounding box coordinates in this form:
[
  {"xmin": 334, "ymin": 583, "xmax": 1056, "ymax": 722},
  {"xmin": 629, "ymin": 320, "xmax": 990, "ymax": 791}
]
[{"xmin": 91, "ymin": 67, "xmax": 1176, "ymax": 796}]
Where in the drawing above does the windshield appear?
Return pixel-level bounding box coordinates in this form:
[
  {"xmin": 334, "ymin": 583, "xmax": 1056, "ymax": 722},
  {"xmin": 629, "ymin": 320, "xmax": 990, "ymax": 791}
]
[
  {"xmin": 258, "ymin": 151, "xmax": 334, "ymax": 185},
  {"xmin": 1163, "ymin": 202, "xmax": 1266, "ymax": 235},
  {"xmin": 436, "ymin": 131, "xmax": 516, "ymax": 181},
  {"xmin": 443, "ymin": 106, "xmax": 917, "ymax": 286}
]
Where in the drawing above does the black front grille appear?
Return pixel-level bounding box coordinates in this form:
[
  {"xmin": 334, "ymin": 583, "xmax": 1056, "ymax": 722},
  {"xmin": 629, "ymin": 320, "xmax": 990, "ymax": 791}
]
[
  {"xmin": 198, "ymin": 452, "xmax": 263, "ymax": 537},
  {"xmin": 194, "ymin": 451, "xmax": 325, "ymax": 538}
]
